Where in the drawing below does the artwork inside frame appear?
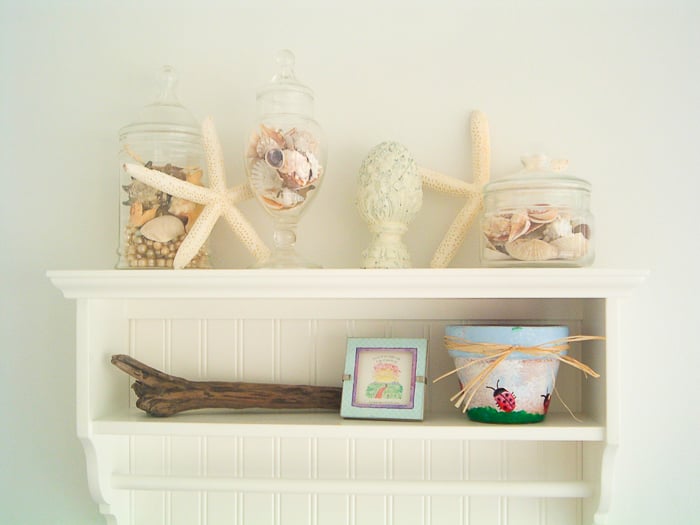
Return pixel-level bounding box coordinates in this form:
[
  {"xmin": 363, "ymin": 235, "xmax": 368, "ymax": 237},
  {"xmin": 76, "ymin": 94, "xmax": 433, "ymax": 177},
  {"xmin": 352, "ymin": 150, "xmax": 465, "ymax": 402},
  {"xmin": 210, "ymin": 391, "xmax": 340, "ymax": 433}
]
[{"xmin": 341, "ymin": 337, "xmax": 428, "ymax": 421}]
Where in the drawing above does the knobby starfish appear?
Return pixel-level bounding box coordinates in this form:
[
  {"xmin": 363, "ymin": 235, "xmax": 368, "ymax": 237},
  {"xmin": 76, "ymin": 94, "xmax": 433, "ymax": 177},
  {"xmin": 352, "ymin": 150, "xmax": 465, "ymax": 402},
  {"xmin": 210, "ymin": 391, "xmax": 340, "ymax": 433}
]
[
  {"xmin": 124, "ymin": 117, "xmax": 271, "ymax": 269},
  {"xmin": 420, "ymin": 110, "xmax": 490, "ymax": 268}
]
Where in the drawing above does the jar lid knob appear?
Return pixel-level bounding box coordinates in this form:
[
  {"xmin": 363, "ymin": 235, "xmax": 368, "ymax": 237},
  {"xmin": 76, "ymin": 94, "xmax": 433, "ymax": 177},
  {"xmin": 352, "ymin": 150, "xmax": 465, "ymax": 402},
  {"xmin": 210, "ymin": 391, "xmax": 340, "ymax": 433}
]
[
  {"xmin": 156, "ymin": 65, "xmax": 181, "ymax": 105},
  {"xmin": 521, "ymin": 154, "xmax": 569, "ymax": 173},
  {"xmin": 273, "ymin": 49, "xmax": 297, "ymax": 82}
]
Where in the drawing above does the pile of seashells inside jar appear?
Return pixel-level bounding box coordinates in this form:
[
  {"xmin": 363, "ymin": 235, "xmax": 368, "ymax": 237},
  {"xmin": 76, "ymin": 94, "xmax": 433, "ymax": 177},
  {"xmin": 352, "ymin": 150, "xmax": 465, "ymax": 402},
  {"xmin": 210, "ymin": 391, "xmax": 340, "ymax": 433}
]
[
  {"xmin": 480, "ymin": 155, "xmax": 594, "ymax": 267},
  {"xmin": 121, "ymin": 161, "xmax": 209, "ymax": 268},
  {"xmin": 246, "ymin": 124, "xmax": 322, "ymax": 212}
]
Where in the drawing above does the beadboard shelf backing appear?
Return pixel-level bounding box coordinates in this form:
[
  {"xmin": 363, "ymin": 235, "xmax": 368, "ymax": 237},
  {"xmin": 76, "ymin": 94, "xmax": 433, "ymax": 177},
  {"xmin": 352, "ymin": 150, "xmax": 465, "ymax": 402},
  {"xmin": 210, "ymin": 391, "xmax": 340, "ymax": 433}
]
[{"xmin": 49, "ymin": 268, "xmax": 647, "ymax": 525}]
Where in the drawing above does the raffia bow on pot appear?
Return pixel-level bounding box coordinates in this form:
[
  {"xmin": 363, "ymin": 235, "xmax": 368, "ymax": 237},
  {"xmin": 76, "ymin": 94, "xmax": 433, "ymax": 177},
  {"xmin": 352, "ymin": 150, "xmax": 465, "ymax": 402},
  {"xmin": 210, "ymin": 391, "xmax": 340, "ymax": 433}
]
[{"xmin": 434, "ymin": 335, "xmax": 604, "ymax": 416}]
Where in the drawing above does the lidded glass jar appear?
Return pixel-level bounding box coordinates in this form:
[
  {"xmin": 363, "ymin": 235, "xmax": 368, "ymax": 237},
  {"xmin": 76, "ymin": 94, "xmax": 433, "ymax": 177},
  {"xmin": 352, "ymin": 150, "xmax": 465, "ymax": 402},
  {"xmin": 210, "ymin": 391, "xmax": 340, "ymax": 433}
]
[
  {"xmin": 480, "ymin": 154, "xmax": 594, "ymax": 267},
  {"xmin": 117, "ymin": 65, "xmax": 210, "ymax": 269},
  {"xmin": 244, "ymin": 49, "xmax": 327, "ymax": 268}
]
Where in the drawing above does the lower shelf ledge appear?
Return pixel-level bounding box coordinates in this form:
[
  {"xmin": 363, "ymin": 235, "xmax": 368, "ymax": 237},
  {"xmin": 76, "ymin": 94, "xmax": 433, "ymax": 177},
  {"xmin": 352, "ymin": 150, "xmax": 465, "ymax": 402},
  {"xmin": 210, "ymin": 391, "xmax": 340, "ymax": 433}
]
[{"xmin": 111, "ymin": 475, "xmax": 594, "ymax": 498}]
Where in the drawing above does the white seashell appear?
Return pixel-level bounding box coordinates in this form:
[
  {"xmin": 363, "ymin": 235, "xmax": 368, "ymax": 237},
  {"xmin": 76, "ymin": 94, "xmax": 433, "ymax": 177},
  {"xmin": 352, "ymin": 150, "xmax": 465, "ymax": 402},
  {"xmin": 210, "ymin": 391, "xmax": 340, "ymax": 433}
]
[
  {"xmin": 543, "ymin": 216, "xmax": 573, "ymax": 241},
  {"xmin": 306, "ymin": 151, "xmax": 321, "ymax": 185},
  {"xmin": 284, "ymin": 128, "xmax": 318, "ymax": 153},
  {"xmin": 483, "ymin": 247, "xmax": 511, "ymax": 260},
  {"xmin": 279, "ymin": 150, "xmax": 312, "ymax": 189},
  {"xmin": 140, "ymin": 214, "xmax": 185, "ymax": 243},
  {"xmin": 250, "ymin": 160, "xmax": 283, "ymax": 194},
  {"xmin": 505, "ymin": 238, "xmax": 558, "ymax": 261},
  {"xmin": 255, "ymin": 134, "xmax": 280, "ymax": 159},
  {"xmin": 261, "ymin": 188, "xmax": 305, "ymax": 210},
  {"xmin": 550, "ymin": 233, "xmax": 588, "ymax": 259}
]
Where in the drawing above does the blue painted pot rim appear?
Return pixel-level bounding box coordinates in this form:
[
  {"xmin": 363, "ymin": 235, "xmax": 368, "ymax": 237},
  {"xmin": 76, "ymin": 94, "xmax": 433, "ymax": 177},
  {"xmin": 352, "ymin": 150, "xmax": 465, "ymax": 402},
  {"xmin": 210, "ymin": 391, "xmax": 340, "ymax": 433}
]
[{"xmin": 446, "ymin": 324, "xmax": 569, "ymax": 360}]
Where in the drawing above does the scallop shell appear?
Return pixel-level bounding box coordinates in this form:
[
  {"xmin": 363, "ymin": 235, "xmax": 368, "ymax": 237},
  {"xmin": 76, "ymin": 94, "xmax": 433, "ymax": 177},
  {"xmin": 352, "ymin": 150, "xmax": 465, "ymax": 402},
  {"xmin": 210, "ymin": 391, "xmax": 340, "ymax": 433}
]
[
  {"xmin": 250, "ymin": 160, "xmax": 283, "ymax": 194},
  {"xmin": 505, "ymin": 238, "xmax": 558, "ymax": 261},
  {"xmin": 140, "ymin": 214, "xmax": 185, "ymax": 243},
  {"xmin": 550, "ymin": 233, "xmax": 588, "ymax": 259},
  {"xmin": 255, "ymin": 134, "xmax": 280, "ymax": 159},
  {"xmin": 260, "ymin": 124, "xmax": 286, "ymax": 147}
]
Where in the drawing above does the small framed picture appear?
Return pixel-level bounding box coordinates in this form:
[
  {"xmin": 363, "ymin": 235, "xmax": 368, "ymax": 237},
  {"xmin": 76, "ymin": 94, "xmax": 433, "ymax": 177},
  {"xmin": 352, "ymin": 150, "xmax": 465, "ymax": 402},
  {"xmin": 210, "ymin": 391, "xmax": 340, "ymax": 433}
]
[{"xmin": 341, "ymin": 337, "xmax": 428, "ymax": 421}]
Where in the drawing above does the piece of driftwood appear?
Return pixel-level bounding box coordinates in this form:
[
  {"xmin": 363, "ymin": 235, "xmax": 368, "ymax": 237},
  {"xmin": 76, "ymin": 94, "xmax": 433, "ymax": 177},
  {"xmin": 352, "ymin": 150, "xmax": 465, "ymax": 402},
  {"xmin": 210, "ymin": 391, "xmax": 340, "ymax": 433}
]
[{"xmin": 111, "ymin": 354, "xmax": 342, "ymax": 417}]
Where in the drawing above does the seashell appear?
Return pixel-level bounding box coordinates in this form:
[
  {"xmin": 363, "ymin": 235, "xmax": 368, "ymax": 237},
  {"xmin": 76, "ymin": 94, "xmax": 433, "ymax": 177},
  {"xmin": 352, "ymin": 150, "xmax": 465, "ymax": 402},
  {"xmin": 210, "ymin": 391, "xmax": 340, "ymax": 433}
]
[
  {"xmin": 168, "ymin": 196, "xmax": 197, "ymax": 216},
  {"xmin": 550, "ymin": 233, "xmax": 588, "ymax": 259},
  {"xmin": 284, "ymin": 128, "xmax": 318, "ymax": 153},
  {"xmin": 129, "ymin": 201, "xmax": 158, "ymax": 227},
  {"xmin": 278, "ymin": 149, "xmax": 312, "ymax": 189},
  {"xmin": 505, "ymin": 238, "xmax": 558, "ymax": 261},
  {"xmin": 261, "ymin": 188, "xmax": 305, "ymax": 210},
  {"xmin": 542, "ymin": 216, "xmax": 573, "ymax": 242},
  {"xmin": 123, "ymin": 179, "xmax": 168, "ymax": 209},
  {"xmin": 255, "ymin": 134, "xmax": 280, "ymax": 159},
  {"xmin": 140, "ymin": 214, "xmax": 186, "ymax": 243},
  {"xmin": 183, "ymin": 167, "xmax": 204, "ymax": 185},
  {"xmin": 305, "ymin": 151, "xmax": 321, "ymax": 185},
  {"xmin": 508, "ymin": 211, "xmax": 531, "ymax": 242},
  {"xmin": 482, "ymin": 214, "xmax": 511, "ymax": 243},
  {"xmin": 482, "ymin": 246, "xmax": 511, "ymax": 260},
  {"xmin": 168, "ymin": 197, "xmax": 203, "ymax": 232},
  {"xmin": 260, "ymin": 124, "xmax": 286, "ymax": 147},
  {"xmin": 573, "ymin": 223, "xmax": 591, "ymax": 239},
  {"xmin": 265, "ymin": 148, "xmax": 285, "ymax": 169},
  {"xmin": 250, "ymin": 160, "xmax": 283, "ymax": 194},
  {"xmin": 528, "ymin": 206, "xmax": 559, "ymax": 223}
]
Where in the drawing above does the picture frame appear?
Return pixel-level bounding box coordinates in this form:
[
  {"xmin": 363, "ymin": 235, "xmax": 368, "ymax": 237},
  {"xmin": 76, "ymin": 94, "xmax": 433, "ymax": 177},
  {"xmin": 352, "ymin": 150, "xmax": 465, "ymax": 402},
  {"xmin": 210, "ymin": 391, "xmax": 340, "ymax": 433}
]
[{"xmin": 341, "ymin": 337, "xmax": 428, "ymax": 421}]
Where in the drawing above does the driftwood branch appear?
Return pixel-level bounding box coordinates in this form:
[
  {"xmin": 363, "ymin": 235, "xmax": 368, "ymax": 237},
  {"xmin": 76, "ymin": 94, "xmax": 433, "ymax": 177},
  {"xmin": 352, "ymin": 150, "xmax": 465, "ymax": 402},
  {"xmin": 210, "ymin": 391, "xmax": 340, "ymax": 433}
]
[{"xmin": 111, "ymin": 354, "xmax": 342, "ymax": 417}]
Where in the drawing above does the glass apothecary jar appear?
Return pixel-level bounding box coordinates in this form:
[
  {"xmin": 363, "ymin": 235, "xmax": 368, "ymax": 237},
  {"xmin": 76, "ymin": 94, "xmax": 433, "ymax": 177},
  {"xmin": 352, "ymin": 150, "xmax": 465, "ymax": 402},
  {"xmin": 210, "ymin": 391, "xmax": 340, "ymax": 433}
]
[
  {"xmin": 480, "ymin": 154, "xmax": 594, "ymax": 267},
  {"xmin": 244, "ymin": 50, "xmax": 327, "ymax": 268},
  {"xmin": 117, "ymin": 65, "xmax": 210, "ymax": 269}
]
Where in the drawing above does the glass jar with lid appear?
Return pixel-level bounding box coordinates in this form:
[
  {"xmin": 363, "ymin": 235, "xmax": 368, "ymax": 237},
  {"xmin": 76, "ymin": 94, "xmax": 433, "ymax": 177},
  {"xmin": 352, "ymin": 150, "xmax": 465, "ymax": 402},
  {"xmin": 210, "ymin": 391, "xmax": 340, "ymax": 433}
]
[
  {"xmin": 244, "ymin": 49, "xmax": 327, "ymax": 268},
  {"xmin": 480, "ymin": 154, "xmax": 594, "ymax": 267},
  {"xmin": 117, "ymin": 65, "xmax": 210, "ymax": 269}
]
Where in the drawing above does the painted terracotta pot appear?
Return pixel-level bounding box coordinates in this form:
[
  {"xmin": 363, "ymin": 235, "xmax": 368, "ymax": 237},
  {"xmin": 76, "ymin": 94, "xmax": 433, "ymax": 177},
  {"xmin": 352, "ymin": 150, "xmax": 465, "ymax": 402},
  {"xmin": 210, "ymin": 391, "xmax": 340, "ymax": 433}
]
[{"xmin": 445, "ymin": 325, "xmax": 568, "ymax": 424}]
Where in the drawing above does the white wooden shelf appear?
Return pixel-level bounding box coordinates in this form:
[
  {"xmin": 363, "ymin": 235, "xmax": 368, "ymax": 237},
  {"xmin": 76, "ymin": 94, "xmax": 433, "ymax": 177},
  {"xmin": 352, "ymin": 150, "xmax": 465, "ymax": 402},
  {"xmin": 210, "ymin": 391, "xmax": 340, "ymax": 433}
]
[
  {"xmin": 48, "ymin": 268, "xmax": 647, "ymax": 299},
  {"xmin": 94, "ymin": 409, "xmax": 604, "ymax": 441},
  {"xmin": 50, "ymin": 268, "xmax": 647, "ymax": 525}
]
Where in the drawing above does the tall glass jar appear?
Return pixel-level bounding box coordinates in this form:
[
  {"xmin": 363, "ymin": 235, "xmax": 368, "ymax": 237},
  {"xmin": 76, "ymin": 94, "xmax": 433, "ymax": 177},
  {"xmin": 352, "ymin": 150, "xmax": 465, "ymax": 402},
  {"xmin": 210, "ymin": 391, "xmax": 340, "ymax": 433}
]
[
  {"xmin": 244, "ymin": 50, "xmax": 327, "ymax": 268},
  {"xmin": 480, "ymin": 154, "xmax": 594, "ymax": 267},
  {"xmin": 117, "ymin": 65, "xmax": 210, "ymax": 269}
]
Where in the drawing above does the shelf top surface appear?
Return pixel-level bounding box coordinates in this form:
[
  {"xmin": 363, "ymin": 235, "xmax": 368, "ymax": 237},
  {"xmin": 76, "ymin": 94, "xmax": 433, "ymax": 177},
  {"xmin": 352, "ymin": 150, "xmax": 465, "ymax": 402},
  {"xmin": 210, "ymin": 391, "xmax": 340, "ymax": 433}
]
[
  {"xmin": 94, "ymin": 409, "xmax": 605, "ymax": 441},
  {"xmin": 48, "ymin": 268, "xmax": 648, "ymax": 300}
]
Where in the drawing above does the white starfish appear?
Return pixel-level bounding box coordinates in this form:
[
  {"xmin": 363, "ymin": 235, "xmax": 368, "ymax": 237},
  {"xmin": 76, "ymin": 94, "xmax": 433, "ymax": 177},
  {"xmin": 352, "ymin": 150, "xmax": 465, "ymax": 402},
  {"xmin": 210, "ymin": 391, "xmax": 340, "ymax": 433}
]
[
  {"xmin": 124, "ymin": 117, "xmax": 271, "ymax": 269},
  {"xmin": 420, "ymin": 110, "xmax": 491, "ymax": 268}
]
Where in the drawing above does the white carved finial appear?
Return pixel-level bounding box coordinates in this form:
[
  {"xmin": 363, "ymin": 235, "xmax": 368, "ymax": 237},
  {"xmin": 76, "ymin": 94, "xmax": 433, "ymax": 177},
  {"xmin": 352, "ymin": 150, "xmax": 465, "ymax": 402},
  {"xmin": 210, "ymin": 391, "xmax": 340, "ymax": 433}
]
[{"xmin": 356, "ymin": 142, "xmax": 423, "ymax": 268}]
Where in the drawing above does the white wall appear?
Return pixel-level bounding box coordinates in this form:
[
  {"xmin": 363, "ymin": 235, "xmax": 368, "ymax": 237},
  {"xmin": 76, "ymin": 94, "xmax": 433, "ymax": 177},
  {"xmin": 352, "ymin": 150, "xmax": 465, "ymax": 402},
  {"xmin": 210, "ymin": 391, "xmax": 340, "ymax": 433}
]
[{"xmin": 1, "ymin": 1, "xmax": 698, "ymax": 523}]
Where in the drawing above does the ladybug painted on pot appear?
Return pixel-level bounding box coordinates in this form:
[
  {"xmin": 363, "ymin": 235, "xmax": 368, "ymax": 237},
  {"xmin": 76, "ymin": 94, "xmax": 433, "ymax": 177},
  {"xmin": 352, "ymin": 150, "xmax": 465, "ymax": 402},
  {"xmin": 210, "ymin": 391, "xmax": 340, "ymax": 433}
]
[
  {"xmin": 486, "ymin": 379, "xmax": 516, "ymax": 412},
  {"xmin": 542, "ymin": 392, "xmax": 552, "ymax": 414}
]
